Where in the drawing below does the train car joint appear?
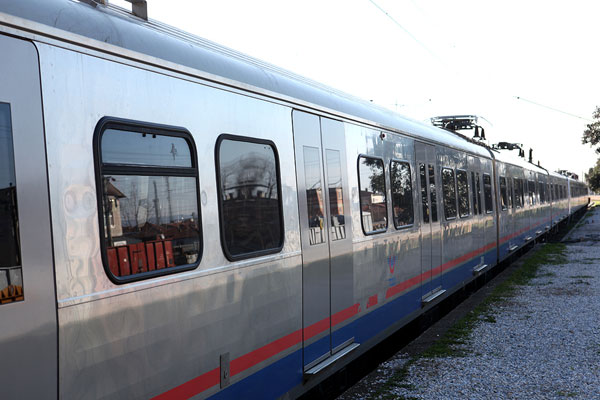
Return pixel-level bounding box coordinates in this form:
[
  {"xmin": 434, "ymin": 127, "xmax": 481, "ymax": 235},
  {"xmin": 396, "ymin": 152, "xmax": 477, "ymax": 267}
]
[
  {"xmin": 304, "ymin": 342, "xmax": 360, "ymax": 377},
  {"xmin": 421, "ymin": 287, "xmax": 446, "ymax": 306}
]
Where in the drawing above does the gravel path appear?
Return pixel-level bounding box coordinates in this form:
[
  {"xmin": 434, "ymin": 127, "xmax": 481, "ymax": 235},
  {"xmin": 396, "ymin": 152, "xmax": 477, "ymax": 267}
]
[{"xmin": 345, "ymin": 205, "xmax": 600, "ymax": 400}]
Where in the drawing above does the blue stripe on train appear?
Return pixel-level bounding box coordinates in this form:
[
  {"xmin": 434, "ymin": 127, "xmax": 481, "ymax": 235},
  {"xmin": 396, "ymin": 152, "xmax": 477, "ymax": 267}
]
[{"xmin": 210, "ymin": 247, "xmax": 495, "ymax": 399}]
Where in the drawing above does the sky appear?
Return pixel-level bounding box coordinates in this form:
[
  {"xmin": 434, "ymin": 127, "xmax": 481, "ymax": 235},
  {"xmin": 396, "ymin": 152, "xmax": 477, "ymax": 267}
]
[{"xmin": 113, "ymin": 0, "xmax": 600, "ymax": 179}]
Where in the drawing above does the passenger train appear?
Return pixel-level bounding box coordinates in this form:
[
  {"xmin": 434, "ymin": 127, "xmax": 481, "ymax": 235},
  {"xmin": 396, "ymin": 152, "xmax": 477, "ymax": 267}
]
[{"xmin": 0, "ymin": 1, "xmax": 589, "ymax": 398}]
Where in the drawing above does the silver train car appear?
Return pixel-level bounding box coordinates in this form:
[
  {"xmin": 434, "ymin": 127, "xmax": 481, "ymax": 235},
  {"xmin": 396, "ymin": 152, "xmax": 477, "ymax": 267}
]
[{"xmin": 0, "ymin": 1, "xmax": 589, "ymax": 399}]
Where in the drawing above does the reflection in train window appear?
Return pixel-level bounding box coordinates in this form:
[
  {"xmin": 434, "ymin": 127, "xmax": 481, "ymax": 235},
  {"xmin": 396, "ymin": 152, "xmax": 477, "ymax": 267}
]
[
  {"xmin": 442, "ymin": 168, "xmax": 457, "ymax": 220},
  {"xmin": 499, "ymin": 176, "xmax": 508, "ymax": 211},
  {"xmin": 217, "ymin": 136, "xmax": 283, "ymax": 259},
  {"xmin": 0, "ymin": 103, "xmax": 24, "ymax": 304},
  {"xmin": 390, "ymin": 161, "xmax": 414, "ymax": 228},
  {"xmin": 456, "ymin": 170, "xmax": 469, "ymax": 218},
  {"xmin": 483, "ymin": 173, "xmax": 493, "ymax": 213},
  {"xmin": 96, "ymin": 119, "xmax": 201, "ymax": 283},
  {"xmin": 303, "ymin": 146, "xmax": 325, "ymax": 245},
  {"xmin": 358, "ymin": 156, "xmax": 387, "ymax": 234},
  {"xmin": 420, "ymin": 164, "xmax": 429, "ymax": 223},
  {"xmin": 428, "ymin": 164, "xmax": 438, "ymax": 222},
  {"xmin": 326, "ymin": 149, "xmax": 346, "ymax": 241}
]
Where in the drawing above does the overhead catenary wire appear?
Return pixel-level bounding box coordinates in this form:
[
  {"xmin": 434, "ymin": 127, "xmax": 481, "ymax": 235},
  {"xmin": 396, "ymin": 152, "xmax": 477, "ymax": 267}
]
[
  {"xmin": 514, "ymin": 96, "xmax": 592, "ymax": 122},
  {"xmin": 366, "ymin": 0, "xmax": 447, "ymax": 67}
]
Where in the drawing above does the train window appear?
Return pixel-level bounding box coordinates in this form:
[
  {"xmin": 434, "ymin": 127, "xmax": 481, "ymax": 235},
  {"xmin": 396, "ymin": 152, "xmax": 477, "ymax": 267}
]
[
  {"xmin": 528, "ymin": 180, "xmax": 536, "ymax": 205},
  {"xmin": 217, "ymin": 135, "xmax": 283, "ymax": 260},
  {"xmin": 456, "ymin": 170, "xmax": 469, "ymax": 218},
  {"xmin": 0, "ymin": 103, "xmax": 24, "ymax": 304},
  {"xmin": 519, "ymin": 179, "xmax": 525, "ymax": 207},
  {"xmin": 499, "ymin": 176, "xmax": 508, "ymax": 211},
  {"xmin": 508, "ymin": 178, "xmax": 514, "ymax": 209},
  {"xmin": 358, "ymin": 156, "xmax": 387, "ymax": 234},
  {"xmin": 475, "ymin": 172, "xmax": 483, "ymax": 215},
  {"xmin": 428, "ymin": 164, "xmax": 438, "ymax": 222},
  {"xmin": 483, "ymin": 173, "xmax": 493, "ymax": 213},
  {"xmin": 442, "ymin": 168, "xmax": 457, "ymax": 220},
  {"xmin": 390, "ymin": 161, "xmax": 414, "ymax": 228},
  {"xmin": 540, "ymin": 182, "xmax": 546, "ymax": 204},
  {"xmin": 326, "ymin": 149, "xmax": 346, "ymax": 241},
  {"xmin": 94, "ymin": 118, "xmax": 201, "ymax": 283},
  {"xmin": 471, "ymin": 172, "xmax": 480, "ymax": 215},
  {"xmin": 303, "ymin": 146, "xmax": 325, "ymax": 245},
  {"xmin": 419, "ymin": 164, "xmax": 429, "ymax": 223}
]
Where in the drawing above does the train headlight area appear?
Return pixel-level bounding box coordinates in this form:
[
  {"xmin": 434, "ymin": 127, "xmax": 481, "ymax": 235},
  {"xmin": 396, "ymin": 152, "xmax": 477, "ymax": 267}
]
[{"xmin": 0, "ymin": 1, "xmax": 592, "ymax": 399}]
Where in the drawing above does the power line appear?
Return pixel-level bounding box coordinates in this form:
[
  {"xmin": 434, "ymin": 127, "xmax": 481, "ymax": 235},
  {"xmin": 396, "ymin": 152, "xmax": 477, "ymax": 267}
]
[
  {"xmin": 366, "ymin": 0, "xmax": 445, "ymax": 66},
  {"xmin": 514, "ymin": 96, "xmax": 592, "ymax": 122}
]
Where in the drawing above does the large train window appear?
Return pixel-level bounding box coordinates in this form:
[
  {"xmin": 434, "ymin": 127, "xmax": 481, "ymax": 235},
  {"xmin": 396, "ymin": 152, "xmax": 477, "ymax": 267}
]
[
  {"xmin": 0, "ymin": 103, "xmax": 24, "ymax": 304},
  {"xmin": 216, "ymin": 135, "xmax": 283, "ymax": 260},
  {"xmin": 483, "ymin": 173, "xmax": 493, "ymax": 213},
  {"xmin": 456, "ymin": 170, "xmax": 469, "ymax": 218},
  {"xmin": 94, "ymin": 118, "xmax": 201, "ymax": 283},
  {"xmin": 390, "ymin": 160, "xmax": 414, "ymax": 228},
  {"xmin": 499, "ymin": 176, "xmax": 508, "ymax": 211},
  {"xmin": 358, "ymin": 156, "xmax": 387, "ymax": 234},
  {"xmin": 442, "ymin": 168, "xmax": 457, "ymax": 220}
]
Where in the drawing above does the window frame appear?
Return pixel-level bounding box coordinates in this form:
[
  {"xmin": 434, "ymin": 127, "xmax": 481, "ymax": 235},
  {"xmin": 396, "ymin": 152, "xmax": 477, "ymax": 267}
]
[
  {"xmin": 93, "ymin": 117, "xmax": 202, "ymax": 284},
  {"xmin": 390, "ymin": 159, "xmax": 415, "ymax": 230},
  {"xmin": 357, "ymin": 155, "xmax": 388, "ymax": 235},
  {"xmin": 215, "ymin": 133, "xmax": 285, "ymax": 261}
]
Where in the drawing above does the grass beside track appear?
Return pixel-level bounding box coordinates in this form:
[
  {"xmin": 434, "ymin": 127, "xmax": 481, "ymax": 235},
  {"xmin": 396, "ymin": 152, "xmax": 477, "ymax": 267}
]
[{"xmin": 372, "ymin": 242, "xmax": 567, "ymax": 400}]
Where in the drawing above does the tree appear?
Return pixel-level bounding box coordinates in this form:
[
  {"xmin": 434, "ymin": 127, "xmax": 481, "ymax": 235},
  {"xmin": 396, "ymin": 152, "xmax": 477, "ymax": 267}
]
[
  {"xmin": 582, "ymin": 106, "xmax": 600, "ymax": 153},
  {"xmin": 585, "ymin": 159, "xmax": 600, "ymax": 192}
]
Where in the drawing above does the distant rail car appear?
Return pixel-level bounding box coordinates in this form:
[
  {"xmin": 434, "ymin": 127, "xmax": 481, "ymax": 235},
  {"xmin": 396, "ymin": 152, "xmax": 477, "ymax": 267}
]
[{"xmin": 0, "ymin": 0, "xmax": 589, "ymax": 398}]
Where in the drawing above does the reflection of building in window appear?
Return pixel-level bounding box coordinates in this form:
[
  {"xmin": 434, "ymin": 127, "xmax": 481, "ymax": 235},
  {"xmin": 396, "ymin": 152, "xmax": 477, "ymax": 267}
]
[
  {"xmin": 98, "ymin": 124, "xmax": 201, "ymax": 280},
  {"xmin": 218, "ymin": 138, "xmax": 283, "ymax": 258},
  {"xmin": 105, "ymin": 180, "xmax": 125, "ymax": 238},
  {"xmin": 358, "ymin": 156, "xmax": 387, "ymax": 233}
]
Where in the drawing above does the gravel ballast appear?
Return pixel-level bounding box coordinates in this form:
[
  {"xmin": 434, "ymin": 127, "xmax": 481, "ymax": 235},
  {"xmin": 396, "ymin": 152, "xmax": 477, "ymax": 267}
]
[{"xmin": 344, "ymin": 205, "xmax": 600, "ymax": 400}]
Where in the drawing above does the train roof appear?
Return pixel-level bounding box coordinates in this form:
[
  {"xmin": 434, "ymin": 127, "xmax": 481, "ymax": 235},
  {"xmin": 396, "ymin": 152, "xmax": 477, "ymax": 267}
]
[
  {"xmin": 0, "ymin": 0, "xmax": 492, "ymax": 158},
  {"xmin": 492, "ymin": 148, "xmax": 549, "ymax": 175}
]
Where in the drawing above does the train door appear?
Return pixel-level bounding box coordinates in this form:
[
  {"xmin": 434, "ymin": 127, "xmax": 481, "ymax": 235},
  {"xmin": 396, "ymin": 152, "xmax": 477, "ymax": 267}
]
[
  {"xmin": 292, "ymin": 111, "xmax": 356, "ymax": 374},
  {"xmin": 415, "ymin": 143, "xmax": 442, "ymax": 301},
  {"xmin": 0, "ymin": 36, "xmax": 57, "ymax": 398}
]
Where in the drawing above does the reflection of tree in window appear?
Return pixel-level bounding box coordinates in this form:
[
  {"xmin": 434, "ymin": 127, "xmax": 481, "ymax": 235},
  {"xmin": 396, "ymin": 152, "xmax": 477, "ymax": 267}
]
[
  {"xmin": 457, "ymin": 170, "xmax": 470, "ymax": 217},
  {"xmin": 391, "ymin": 161, "xmax": 414, "ymax": 228},
  {"xmin": 442, "ymin": 168, "xmax": 457, "ymax": 219},
  {"xmin": 358, "ymin": 157, "xmax": 387, "ymax": 233}
]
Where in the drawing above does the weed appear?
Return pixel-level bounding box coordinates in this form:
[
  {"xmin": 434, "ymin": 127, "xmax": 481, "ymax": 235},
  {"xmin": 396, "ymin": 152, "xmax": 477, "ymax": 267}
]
[{"xmin": 373, "ymin": 243, "xmax": 568, "ymax": 399}]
